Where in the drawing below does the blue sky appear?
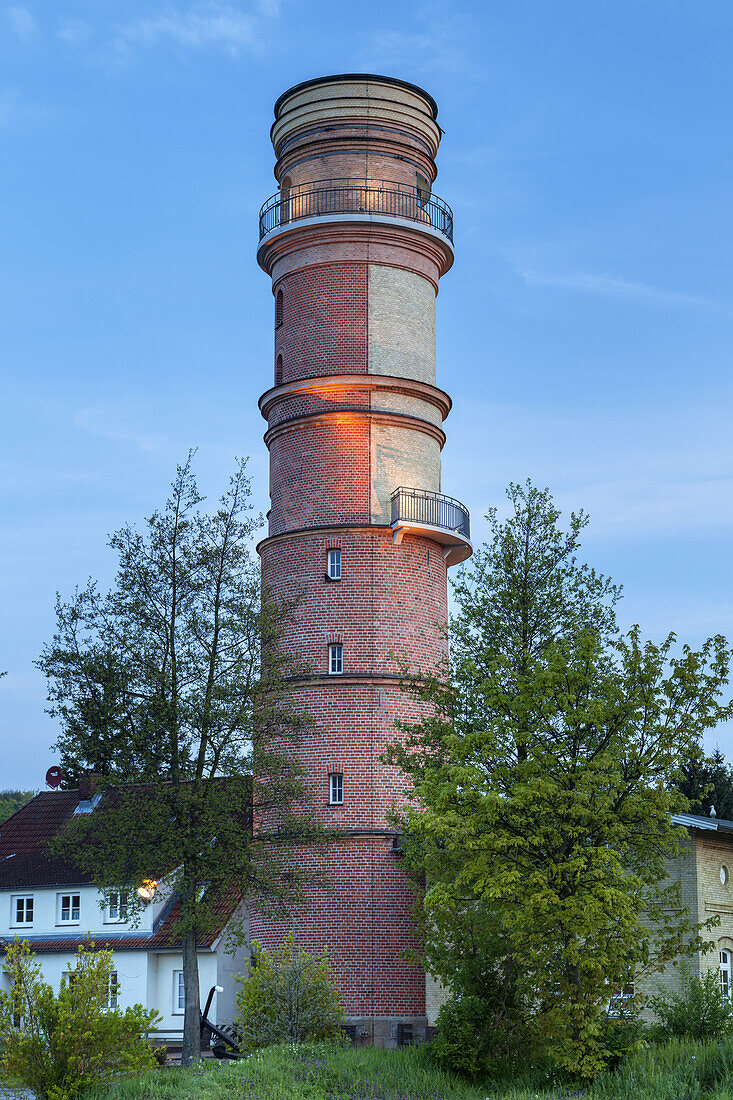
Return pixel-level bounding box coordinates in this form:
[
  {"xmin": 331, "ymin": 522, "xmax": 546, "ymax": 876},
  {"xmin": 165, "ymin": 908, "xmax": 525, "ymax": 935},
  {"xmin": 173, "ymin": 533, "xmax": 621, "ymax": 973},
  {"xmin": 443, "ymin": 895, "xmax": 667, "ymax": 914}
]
[{"xmin": 2, "ymin": 1, "xmax": 733, "ymax": 789}]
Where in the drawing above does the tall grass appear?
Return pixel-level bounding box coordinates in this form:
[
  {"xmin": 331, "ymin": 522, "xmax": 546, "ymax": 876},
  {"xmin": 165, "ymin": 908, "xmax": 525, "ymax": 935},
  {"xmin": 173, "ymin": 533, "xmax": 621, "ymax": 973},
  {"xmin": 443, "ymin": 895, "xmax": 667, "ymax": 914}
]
[{"xmin": 84, "ymin": 1037, "xmax": 733, "ymax": 1100}]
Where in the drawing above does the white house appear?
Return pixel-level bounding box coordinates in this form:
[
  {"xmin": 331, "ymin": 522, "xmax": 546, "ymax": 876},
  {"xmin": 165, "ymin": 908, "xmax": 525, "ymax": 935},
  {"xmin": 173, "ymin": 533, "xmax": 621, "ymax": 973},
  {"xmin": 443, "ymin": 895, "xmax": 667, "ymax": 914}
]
[{"xmin": 0, "ymin": 788, "xmax": 250, "ymax": 1047}]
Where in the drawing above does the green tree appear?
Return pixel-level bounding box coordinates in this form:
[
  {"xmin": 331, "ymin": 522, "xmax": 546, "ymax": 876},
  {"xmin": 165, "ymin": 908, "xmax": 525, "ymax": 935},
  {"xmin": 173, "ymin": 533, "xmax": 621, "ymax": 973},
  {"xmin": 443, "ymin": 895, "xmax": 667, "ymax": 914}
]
[
  {"xmin": 38, "ymin": 455, "xmax": 324, "ymax": 1066},
  {"xmin": 677, "ymin": 747, "xmax": 733, "ymax": 820},
  {"xmin": 0, "ymin": 790, "xmax": 35, "ymax": 824},
  {"xmin": 389, "ymin": 482, "xmax": 732, "ymax": 1078},
  {"xmin": 0, "ymin": 938, "xmax": 159, "ymax": 1100},
  {"xmin": 235, "ymin": 933, "xmax": 344, "ymax": 1048}
]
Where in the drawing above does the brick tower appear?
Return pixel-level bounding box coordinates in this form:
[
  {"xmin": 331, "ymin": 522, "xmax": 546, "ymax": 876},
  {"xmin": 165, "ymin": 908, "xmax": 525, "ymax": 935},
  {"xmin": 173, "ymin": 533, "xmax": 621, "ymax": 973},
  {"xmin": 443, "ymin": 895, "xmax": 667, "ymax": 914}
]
[{"xmin": 253, "ymin": 74, "xmax": 471, "ymax": 1046}]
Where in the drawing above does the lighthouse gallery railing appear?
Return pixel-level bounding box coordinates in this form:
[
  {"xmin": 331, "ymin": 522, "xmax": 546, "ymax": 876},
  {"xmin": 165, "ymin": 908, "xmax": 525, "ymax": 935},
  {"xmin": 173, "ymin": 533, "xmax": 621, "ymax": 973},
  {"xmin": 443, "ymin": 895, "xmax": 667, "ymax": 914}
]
[
  {"xmin": 391, "ymin": 487, "xmax": 470, "ymax": 540},
  {"xmin": 259, "ymin": 180, "xmax": 454, "ymax": 244}
]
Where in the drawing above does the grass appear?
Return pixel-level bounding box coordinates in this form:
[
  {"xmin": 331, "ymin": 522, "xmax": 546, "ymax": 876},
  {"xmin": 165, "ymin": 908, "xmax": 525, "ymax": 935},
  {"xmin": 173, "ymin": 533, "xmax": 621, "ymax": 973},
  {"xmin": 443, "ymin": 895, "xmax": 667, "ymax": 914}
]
[{"xmin": 83, "ymin": 1038, "xmax": 733, "ymax": 1100}]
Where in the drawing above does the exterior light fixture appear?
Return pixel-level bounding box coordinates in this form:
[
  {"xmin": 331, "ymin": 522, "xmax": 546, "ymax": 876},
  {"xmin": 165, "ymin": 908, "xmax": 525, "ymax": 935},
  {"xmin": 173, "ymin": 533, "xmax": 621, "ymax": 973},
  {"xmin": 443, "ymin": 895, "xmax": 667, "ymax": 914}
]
[{"xmin": 137, "ymin": 879, "xmax": 157, "ymax": 902}]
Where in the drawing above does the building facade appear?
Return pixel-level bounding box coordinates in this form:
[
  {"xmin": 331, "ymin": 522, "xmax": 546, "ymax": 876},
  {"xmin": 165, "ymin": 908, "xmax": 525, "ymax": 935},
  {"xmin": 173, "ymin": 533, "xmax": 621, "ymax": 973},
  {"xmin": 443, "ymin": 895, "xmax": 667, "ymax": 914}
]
[
  {"xmin": 0, "ymin": 790, "xmax": 249, "ymax": 1046},
  {"xmin": 251, "ymin": 74, "xmax": 471, "ymax": 1046}
]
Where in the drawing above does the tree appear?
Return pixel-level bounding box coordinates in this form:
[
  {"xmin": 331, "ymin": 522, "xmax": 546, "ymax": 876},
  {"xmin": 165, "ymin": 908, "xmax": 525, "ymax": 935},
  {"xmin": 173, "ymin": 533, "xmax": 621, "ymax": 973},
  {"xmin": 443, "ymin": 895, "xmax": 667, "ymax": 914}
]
[
  {"xmin": 0, "ymin": 938, "xmax": 159, "ymax": 1100},
  {"xmin": 0, "ymin": 790, "xmax": 35, "ymax": 824},
  {"xmin": 389, "ymin": 482, "xmax": 732, "ymax": 1077},
  {"xmin": 234, "ymin": 932, "xmax": 344, "ymax": 1048},
  {"xmin": 38, "ymin": 455, "xmax": 324, "ymax": 1066},
  {"xmin": 677, "ymin": 747, "xmax": 733, "ymax": 821}
]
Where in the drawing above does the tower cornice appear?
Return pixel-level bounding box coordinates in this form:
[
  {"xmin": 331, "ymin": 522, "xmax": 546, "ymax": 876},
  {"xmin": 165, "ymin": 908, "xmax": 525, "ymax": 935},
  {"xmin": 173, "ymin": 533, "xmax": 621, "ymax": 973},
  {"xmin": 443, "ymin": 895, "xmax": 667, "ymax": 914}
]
[{"xmin": 259, "ymin": 373, "xmax": 452, "ymax": 423}]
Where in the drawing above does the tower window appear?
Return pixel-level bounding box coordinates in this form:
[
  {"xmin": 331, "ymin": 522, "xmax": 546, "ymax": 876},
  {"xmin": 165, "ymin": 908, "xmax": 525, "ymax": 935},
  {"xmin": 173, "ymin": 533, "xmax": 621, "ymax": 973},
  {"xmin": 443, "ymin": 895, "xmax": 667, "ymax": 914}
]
[
  {"xmin": 275, "ymin": 354, "xmax": 283, "ymax": 386},
  {"xmin": 329, "ymin": 773, "xmax": 344, "ymax": 805},
  {"xmin": 328, "ymin": 643, "xmax": 343, "ymax": 675},
  {"xmin": 275, "ymin": 288, "xmax": 283, "ymax": 328},
  {"xmin": 326, "ymin": 548, "xmax": 341, "ymax": 580}
]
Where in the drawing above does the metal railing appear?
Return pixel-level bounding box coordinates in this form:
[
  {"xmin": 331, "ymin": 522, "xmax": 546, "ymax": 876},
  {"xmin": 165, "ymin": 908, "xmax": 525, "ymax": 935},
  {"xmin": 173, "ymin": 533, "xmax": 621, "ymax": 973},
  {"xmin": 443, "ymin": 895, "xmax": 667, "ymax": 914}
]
[
  {"xmin": 258, "ymin": 180, "xmax": 453, "ymax": 243},
  {"xmin": 391, "ymin": 487, "xmax": 470, "ymax": 540}
]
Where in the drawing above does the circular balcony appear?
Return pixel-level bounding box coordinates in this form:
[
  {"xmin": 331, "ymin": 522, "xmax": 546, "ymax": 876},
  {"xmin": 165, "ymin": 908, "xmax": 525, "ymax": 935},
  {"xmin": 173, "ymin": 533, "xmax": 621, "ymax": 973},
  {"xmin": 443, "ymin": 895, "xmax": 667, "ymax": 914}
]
[
  {"xmin": 258, "ymin": 179, "xmax": 454, "ymax": 245},
  {"xmin": 390, "ymin": 486, "xmax": 471, "ymax": 566}
]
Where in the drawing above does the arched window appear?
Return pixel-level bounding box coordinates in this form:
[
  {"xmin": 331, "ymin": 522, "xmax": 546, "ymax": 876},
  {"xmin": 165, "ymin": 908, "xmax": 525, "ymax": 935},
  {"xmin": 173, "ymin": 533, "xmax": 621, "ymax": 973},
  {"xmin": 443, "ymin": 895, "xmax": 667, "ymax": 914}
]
[
  {"xmin": 721, "ymin": 950, "xmax": 731, "ymax": 1002},
  {"xmin": 275, "ymin": 355, "xmax": 283, "ymax": 386},
  {"xmin": 275, "ymin": 288, "xmax": 283, "ymax": 328},
  {"xmin": 328, "ymin": 643, "xmax": 343, "ymax": 675}
]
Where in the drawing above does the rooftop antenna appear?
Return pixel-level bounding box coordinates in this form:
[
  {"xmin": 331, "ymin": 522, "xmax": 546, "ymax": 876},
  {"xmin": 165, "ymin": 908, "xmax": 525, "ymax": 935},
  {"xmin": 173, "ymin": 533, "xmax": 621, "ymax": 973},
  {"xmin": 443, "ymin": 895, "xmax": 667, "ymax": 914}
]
[{"xmin": 45, "ymin": 766, "xmax": 63, "ymax": 789}]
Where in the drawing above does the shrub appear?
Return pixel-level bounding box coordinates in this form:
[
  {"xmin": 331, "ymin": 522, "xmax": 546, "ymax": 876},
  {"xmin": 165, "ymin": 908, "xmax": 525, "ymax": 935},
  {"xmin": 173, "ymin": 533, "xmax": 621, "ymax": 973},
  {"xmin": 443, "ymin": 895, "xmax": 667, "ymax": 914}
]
[
  {"xmin": 0, "ymin": 937, "xmax": 160, "ymax": 1100},
  {"xmin": 234, "ymin": 933, "xmax": 344, "ymax": 1048},
  {"xmin": 430, "ymin": 992, "xmax": 531, "ymax": 1080},
  {"xmin": 649, "ymin": 964, "xmax": 733, "ymax": 1042}
]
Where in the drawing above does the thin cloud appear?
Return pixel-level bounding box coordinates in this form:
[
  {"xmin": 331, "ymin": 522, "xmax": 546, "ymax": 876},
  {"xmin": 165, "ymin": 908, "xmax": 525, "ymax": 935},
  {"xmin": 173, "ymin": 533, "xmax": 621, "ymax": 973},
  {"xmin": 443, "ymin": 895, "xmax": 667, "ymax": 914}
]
[
  {"xmin": 6, "ymin": 5, "xmax": 36, "ymax": 38},
  {"xmin": 117, "ymin": 2, "xmax": 275, "ymax": 56},
  {"xmin": 75, "ymin": 406, "xmax": 173, "ymax": 455},
  {"xmin": 510, "ymin": 257, "xmax": 728, "ymax": 313},
  {"xmin": 362, "ymin": 1, "xmax": 471, "ymax": 75},
  {"xmin": 58, "ymin": 18, "xmax": 90, "ymax": 44}
]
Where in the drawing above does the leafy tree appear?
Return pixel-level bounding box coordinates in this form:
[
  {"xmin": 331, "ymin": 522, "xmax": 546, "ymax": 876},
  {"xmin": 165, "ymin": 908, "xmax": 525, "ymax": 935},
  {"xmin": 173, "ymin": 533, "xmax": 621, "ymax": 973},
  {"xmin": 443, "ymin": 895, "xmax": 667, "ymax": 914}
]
[
  {"xmin": 0, "ymin": 790, "xmax": 35, "ymax": 824},
  {"xmin": 389, "ymin": 482, "xmax": 732, "ymax": 1078},
  {"xmin": 38, "ymin": 455, "xmax": 324, "ymax": 1066},
  {"xmin": 677, "ymin": 747, "xmax": 733, "ymax": 821},
  {"xmin": 0, "ymin": 937, "xmax": 159, "ymax": 1100},
  {"xmin": 235, "ymin": 933, "xmax": 344, "ymax": 1048}
]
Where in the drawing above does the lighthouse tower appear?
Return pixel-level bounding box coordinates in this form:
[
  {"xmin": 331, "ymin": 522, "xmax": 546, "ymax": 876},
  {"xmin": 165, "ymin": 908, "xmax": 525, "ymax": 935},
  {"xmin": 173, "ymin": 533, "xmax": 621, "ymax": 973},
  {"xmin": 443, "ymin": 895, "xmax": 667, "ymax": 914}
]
[{"xmin": 253, "ymin": 74, "xmax": 471, "ymax": 1046}]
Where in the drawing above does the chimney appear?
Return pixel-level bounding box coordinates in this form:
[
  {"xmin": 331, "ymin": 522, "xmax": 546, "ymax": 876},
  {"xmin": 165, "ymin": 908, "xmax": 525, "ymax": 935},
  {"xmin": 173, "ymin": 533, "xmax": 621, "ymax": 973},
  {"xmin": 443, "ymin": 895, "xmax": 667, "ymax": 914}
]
[{"xmin": 78, "ymin": 772, "xmax": 100, "ymax": 801}]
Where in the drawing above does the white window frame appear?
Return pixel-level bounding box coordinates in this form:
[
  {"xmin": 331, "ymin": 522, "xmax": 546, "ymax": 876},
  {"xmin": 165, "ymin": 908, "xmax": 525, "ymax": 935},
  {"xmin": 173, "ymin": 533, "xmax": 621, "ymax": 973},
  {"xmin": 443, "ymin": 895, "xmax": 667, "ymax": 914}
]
[
  {"xmin": 327, "ymin": 548, "xmax": 341, "ymax": 580},
  {"xmin": 721, "ymin": 950, "xmax": 731, "ymax": 1003},
  {"xmin": 172, "ymin": 970, "xmax": 185, "ymax": 1014},
  {"xmin": 10, "ymin": 894, "xmax": 34, "ymax": 928},
  {"xmin": 105, "ymin": 891, "xmax": 128, "ymax": 923},
  {"xmin": 328, "ymin": 643, "xmax": 343, "ymax": 675},
  {"xmin": 57, "ymin": 892, "xmax": 81, "ymax": 925},
  {"xmin": 108, "ymin": 971, "xmax": 119, "ymax": 1009},
  {"xmin": 329, "ymin": 773, "xmax": 344, "ymax": 805}
]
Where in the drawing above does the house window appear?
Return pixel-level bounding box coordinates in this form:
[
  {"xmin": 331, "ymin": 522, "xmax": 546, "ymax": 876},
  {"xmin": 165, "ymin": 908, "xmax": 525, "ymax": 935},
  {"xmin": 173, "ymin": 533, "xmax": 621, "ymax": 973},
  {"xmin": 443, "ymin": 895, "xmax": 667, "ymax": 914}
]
[
  {"xmin": 173, "ymin": 970, "xmax": 185, "ymax": 1014},
  {"xmin": 275, "ymin": 354, "xmax": 283, "ymax": 386},
  {"xmin": 107, "ymin": 892, "xmax": 128, "ymax": 922},
  {"xmin": 326, "ymin": 548, "xmax": 341, "ymax": 580},
  {"xmin": 275, "ymin": 288, "xmax": 283, "ymax": 327},
  {"xmin": 109, "ymin": 971, "xmax": 119, "ymax": 1009},
  {"xmin": 721, "ymin": 951, "xmax": 731, "ymax": 1002},
  {"xmin": 11, "ymin": 896, "xmax": 34, "ymax": 926},
  {"xmin": 329, "ymin": 773, "xmax": 344, "ymax": 805},
  {"xmin": 328, "ymin": 643, "xmax": 343, "ymax": 675},
  {"xmin": 58, "ymin": 893, "xmax": 81, "ymax": 924}
]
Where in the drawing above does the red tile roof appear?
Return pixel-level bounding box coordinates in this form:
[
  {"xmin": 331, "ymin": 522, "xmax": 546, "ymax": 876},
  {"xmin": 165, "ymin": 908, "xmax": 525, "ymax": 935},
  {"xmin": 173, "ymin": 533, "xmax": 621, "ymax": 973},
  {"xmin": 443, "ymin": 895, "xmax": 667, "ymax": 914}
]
[{"xmin": 0, "ymin": 791, "xmax": 241, "ymax": 949}]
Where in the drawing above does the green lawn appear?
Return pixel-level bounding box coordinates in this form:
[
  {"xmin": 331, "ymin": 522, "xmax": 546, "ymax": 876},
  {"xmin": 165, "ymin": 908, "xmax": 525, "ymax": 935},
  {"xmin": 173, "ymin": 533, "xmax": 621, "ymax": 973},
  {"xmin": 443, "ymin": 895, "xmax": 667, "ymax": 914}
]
[{"xmin": 84, "ymin": 1038, "xmax": 733, "ymax": 1100}]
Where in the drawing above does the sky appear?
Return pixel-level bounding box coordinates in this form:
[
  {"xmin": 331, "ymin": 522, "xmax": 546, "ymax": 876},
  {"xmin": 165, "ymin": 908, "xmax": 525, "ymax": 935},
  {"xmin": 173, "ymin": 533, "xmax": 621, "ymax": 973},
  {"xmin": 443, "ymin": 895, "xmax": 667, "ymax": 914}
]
[{"xmin": 2, "ymin": 0, "xmax": 733, "ymax": 789}]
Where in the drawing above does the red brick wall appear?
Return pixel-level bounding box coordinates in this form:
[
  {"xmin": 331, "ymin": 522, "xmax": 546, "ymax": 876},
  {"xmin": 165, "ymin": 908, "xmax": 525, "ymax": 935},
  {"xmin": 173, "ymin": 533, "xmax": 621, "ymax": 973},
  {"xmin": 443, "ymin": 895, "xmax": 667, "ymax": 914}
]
[
  {"xmin": 248, "ymin": 837, "xmax": 426, "ymax": 1017},
  {"xmin": 274, "ymin": 263, "xmax": 367, "ymax": 384}
]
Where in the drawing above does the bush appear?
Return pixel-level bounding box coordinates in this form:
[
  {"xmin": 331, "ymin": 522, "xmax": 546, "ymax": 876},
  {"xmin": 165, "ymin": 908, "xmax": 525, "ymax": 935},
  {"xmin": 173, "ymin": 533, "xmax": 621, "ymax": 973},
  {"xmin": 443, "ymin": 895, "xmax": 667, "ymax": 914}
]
[
  {"xmin": 0, "ymin": 937, "xmax": 160, "ymax": 1100},
  {"xmin": 430, "ymin": 992, "xmax": 532, "ymax": 1080},
  {"xmin": 234, "ymin": 933, "xmax": 345, "ymax": 1048},
  {"xmin": 649, "ymin": 964, "xmax": 733, "ymax": 1042}
]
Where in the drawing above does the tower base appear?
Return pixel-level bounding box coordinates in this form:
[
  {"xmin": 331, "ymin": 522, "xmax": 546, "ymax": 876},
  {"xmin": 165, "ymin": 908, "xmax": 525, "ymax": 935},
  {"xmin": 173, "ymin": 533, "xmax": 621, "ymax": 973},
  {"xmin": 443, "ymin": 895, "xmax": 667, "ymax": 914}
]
[{"xmin": 344, "ymin": 1015, "xmax": 429, "ymax": 1049}]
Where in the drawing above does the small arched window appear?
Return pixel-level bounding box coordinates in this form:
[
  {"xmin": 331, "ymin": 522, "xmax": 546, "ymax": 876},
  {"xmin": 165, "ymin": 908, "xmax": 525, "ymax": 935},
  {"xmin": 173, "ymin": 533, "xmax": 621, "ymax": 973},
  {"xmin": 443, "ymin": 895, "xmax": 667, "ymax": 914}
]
[
  {"xmin": 275, "ymin": 288, "xmax": 283, "ymax": 328},
  {"xmin": 275, "ymin": 355, "xmax": 283, "ymax": 386}
]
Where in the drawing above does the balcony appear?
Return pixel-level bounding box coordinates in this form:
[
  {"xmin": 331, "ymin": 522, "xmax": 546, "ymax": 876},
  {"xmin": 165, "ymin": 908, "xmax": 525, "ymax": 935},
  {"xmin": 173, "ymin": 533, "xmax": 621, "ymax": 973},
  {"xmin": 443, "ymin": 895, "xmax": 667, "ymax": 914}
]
[
  {"xmin": 390, "ymin": 487, "xmax": 471, "ymax": 566},
  {"xmin": 258, "ymin": 179, "xmax": 454, "ymax": 245}
]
